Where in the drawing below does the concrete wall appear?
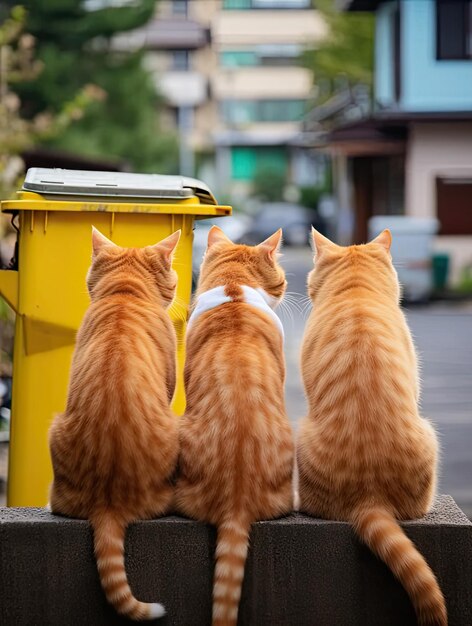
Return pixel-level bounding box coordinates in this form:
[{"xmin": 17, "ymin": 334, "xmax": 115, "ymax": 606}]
[
  {"xmin": 1, "ymin": 496, "xmax": 471, "ymax": 626},
  {"xmin": 405, "ymin": 122, "xmax": 472, "ymax": 282}
]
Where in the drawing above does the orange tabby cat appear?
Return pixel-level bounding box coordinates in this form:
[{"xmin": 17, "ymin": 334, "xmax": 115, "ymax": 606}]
[
  {"xmin": 298, "ymin": 228, "xmax": 446, "ymax": 626},
  {"xmin": 49, "ymin": 228, "xmax": 181, "ymax": 621},
  {"xmin": 176, "ymin": 226, "xmax": 294, "ymax": 626}
]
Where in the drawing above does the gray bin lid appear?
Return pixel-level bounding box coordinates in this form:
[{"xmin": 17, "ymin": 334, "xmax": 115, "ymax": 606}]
[{"xmin": 22, "ymin": 168, "xmax": 218, "ymax": 205}]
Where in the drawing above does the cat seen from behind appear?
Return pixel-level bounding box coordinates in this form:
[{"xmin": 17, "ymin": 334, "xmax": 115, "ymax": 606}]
[
  {"xmin": 176, "ymin": 226, "xmax": 294, "ymax": 626},
  {"xmin": 49, "ymin": 228, "xmax": 181, "ymax": 621},
  {"xmin": 298, "ymin": 228, "xmax": 446, "ymax": 626}
]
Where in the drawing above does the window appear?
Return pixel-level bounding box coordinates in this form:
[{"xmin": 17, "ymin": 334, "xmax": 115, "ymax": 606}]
[
  {"xmin": 172, "ymin": 0, "xmax": 188, "ymax": 16},
  {"xmin": 437, "ymin": 0, "xmax": 472, "ymax": 60},
  {"xmin": 221, "ymin": 51, "xmax": 259, "ymax": 67},
  {"xmin": 222, "ymin": 99, "xmax": 306, "ymax": 123},
  {"xmin": 231, "ymin": 147, "xmax": 287, "ymax": 180},
  {"xmin": 171, "ymin": 50, "xmax": 190, "ymax": 71},
  {"xmin": 257, "ymin": 44, "xmax": 301, "ymax": 66},
  {"xmin": 223, "ymin": 0, "xmax": 310, "ymax": 9},
  {"xmin": 393, "ymin": 3, "xmax": 401, "ymax": 102},
  {"xmin": 436, "ymin": 177, "xmax": 472, "ymax": 234},
  {"xmin": 220, "ymin": 45, "xmax": 301, "ymax": 67}
]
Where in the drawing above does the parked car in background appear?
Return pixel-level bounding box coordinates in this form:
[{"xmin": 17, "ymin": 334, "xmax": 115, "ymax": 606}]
[
  {"xmin": 242, "ymin": 203, "xmax": 326, "ymax": 246},
  {"xmin": 192, "ymin": 213, "xmax": 252, "ymax": 277}
]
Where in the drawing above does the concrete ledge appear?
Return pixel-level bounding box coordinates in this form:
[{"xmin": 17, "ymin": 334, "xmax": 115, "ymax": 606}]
[{"xmin": 1, "ymin": 495, "xmax": 471, "ymax": 625}]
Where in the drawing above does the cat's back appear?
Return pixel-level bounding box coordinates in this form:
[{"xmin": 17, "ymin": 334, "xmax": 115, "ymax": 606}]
[
  {"xmin": 65, "ymin": 293, "xmax": 175, "ymax": 431},
  {"xmin": 304, "ymin": 278, "xmax": 415, "ymax": 383},
  {"xmin": 80, "ymin": 291, "xmax": 172, "ymax": 364},
  {"xmin": 186, "ymin": 302, "xmax": 285, "ymax": 406}
]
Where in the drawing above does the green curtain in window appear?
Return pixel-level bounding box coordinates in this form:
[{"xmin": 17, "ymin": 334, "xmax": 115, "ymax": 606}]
[{"xmin": 231, "ymin": 147, "xmax": 288, "ymax": 180}]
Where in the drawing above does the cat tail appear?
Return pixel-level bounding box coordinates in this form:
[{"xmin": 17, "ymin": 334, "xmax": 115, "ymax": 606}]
[
  {"xmin": 212, "ymin": 515, "xmax": 251, "ymax": 626},
  {"xmin": 91, "ymin": 511, "xmax": 165, "ymax": 621},
  {"xmin": 353, "ymin": 507, "xmax": 447, "ymax": 626}
]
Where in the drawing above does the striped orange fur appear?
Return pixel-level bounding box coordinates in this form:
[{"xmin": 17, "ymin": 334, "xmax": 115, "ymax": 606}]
[
  {"xmin": 49, "ymin": 228, "xmax": 181, "ymax": 621},
  {"xmin": 298, "ymin": 228, "xmax": 447, "ymax": 626},
  {"xmin": 176, "ymin": 226, "xmax": 294, "ymax": 626}
]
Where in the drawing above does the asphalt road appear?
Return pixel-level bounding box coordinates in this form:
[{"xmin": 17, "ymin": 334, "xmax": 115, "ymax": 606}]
[{"xmin": 280, "ymin": 246, "xmax": 472, "ymax": 518}]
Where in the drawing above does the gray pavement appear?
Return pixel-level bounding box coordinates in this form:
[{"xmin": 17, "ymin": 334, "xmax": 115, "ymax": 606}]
[{"xmin": 280, "ymin": 246, "xmax": 472, "ymax": 518}]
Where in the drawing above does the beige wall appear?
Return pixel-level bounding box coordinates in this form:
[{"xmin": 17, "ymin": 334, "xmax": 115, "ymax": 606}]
[
  {"xmin": 213, "ymin": 10, "xmax": 327, "ymax": 46},
  {"xmin": 190, "ymin": 0, "xmax": 220, "ymax": 25},
  {"xmin": 405, "ymin": 122, "xmax": 472, "ymax": 283},
  {"xmin": 157, "ymin": 0, "xmax": 220, "ymax": 23},
  {"xmin": 214, "ymin": 66, "xmax": 313, "ymax": 99}
]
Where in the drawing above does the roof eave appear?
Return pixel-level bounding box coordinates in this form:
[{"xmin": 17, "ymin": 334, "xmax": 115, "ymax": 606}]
[{"xmin": 337, "ymin": 0, "xmax": 383, "ymax": 12}]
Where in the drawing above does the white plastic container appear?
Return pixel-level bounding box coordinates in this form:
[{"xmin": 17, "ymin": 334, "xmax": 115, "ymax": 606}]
[{"xmin": 368, "ymin": 216, "xmax": 439, "ymax": 301}]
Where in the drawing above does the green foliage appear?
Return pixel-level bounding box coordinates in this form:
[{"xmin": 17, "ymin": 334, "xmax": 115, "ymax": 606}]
[
  {"xmin": 299, "ymin": 186, "xmax": 324, "ymax": 210},
  {"xmin": 305, "ymin": 0, "xmax": 374, "ymax": 97},
  {"xmin": 299, "ymin": 158, "xmax": 332, "ymax": 209},
  {"xmin": 0, "ymin": 6, "xmax": 100, "ymax": 199},
  {"xmin": 252, "ymin": 164, "xmax": 286, "ymax": 202},
  {"xmin": 43, "ymin": 53, "xmax": 178, "ymax": 173},
  {"xmin": 457, "ymin": 266, "xmax": 472, "ymax": 294},
  {"xmin": 6, "ymin": 0, "xmax": 178, "ymax": 173}
]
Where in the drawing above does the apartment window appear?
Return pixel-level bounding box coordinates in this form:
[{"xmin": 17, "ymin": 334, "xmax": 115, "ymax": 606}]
[
  {"xmin": 231, "ymin": 147, "xmax": 288, "ymax": 180},
  {"xmin": 221, "ymin": 51, "xmax": 258, "ymax": 67},
  {"xmin": 437, "ymin": 0, "xmax": 472, "ymax": 60},
  {"xmin": 222, "ymin": 99, "xmax": 306, "ymax": 123},
  {"xmin": 221, "ymin": 45, "xmax": 301, "ymax": 67},
  {"xmin": 223, "ymin": 0, "xmax": 310, "ymax": 9},
  {"xmin": 171, "ymin": 50, "xmax": 190, "ymax": 71},
  {"xmin": 258, "ymin": 44, "xmax": 301, "ymax": 66},
  {"xmin": 172, "ymin": 0, "xmax": 188, "ymax": 16},
  {"xmin": 436, "ymin": 177, "xmax": 472, "ymax": 234}
]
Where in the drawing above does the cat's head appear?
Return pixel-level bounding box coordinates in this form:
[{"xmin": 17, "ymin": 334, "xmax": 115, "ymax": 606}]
[
  {"xmin": 307, "ymin": 228, "xmax": 400, "ymax": 302},
  {"xmin": 86, "ymin": 227, "xmax": 181, "ymax": 307},
  {"xmin": 197, "ymin": 225, "xmax": 286, "ymax": 306}
]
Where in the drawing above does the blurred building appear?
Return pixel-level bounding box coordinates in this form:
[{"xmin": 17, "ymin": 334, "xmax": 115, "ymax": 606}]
[
  {"xmin": 331, "ymin": 0, "xmax": 472, "ymax": 283},
  {"xmin": 114, "ymin": 0, "xmax": 326, "ymax": 198},
  {"xmin": 211, "ymin": 1, "xmax": 326, "ymax": 199}
]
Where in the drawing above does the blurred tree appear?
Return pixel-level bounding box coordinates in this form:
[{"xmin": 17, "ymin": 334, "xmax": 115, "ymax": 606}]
[
  {"xmin": 4, "ymin": 0, "xmax": 178, "ymax": 173},
  {"xmin": 252, "ymin": 164, "xmax": 286, "ymax": 202},
  {"xmin": 0, "ymin": 5, "xmax": 100, "ymax": 199},
  {"xmin": 306, "ymin": 0, "xmax": 374, "ymax": 100}
]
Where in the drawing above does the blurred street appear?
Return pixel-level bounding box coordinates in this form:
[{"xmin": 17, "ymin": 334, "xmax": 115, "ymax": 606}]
[{"xmin": 280, "ymin": 246, "xmax": 472, "ymax": 518}]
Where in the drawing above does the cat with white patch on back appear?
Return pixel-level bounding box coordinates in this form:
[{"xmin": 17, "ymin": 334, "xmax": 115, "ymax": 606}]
[{"xmin": 176, "ymin": 225, "xmax": 294, "ymax": 626}]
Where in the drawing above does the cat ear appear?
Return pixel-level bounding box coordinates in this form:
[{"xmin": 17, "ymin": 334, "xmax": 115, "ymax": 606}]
[
  {"xmin": 151, "ymin": 230, "xmax": 181, "ymax": 262},
  {"xmin": 258, "ymin": 229, "xmax": 283, "ymax": 261},
  {"xmin": 92, "ymin": 227, "xmax": 116, "ymax": 257},
  {"xmin": 207, "ymin": 225, "xmax": 233, "ymax": 248},
  {"xmin": 311, "ymin": 228, "xmax": 337, "ymax": 257},
  {"xmin": 371, "ymin": 229, "xmax": 392, "ymax": 252}
]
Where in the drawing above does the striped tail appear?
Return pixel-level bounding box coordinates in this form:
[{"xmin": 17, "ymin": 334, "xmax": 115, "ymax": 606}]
[
  {"xmin": 212, "ymin": 517, "xmax": 251, "ymax": 626},
  {"xmin": 92, "ymin": 512, "xmax": 165, "ymax": 621},
  {"xmin": 353, "ymin": 507, "xmax": 447, "ymax": 626}
]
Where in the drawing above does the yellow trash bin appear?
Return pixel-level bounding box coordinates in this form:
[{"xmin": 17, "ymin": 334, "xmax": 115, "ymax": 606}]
[{"xmin": 0, "ymin": 168, "xmax": 231, "ymax": 506}]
